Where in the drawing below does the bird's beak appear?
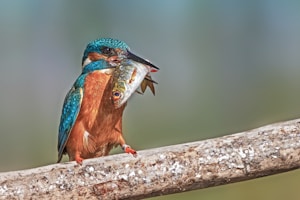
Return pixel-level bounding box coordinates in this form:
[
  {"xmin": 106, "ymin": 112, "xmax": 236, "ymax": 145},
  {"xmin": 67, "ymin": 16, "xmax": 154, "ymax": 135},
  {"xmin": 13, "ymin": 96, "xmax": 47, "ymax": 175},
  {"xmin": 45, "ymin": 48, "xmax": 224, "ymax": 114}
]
[{"xmin": 126, "ymin": 50, "xmax": 159, "ymax": 72}]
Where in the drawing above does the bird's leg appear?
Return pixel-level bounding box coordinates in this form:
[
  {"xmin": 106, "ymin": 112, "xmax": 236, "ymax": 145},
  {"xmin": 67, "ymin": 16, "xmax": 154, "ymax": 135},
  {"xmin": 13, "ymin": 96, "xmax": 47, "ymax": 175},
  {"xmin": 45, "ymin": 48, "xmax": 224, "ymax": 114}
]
[
  {"xmin": 69, "ymin": 152, "xmax": 83, "ymax": 165},
  {"xmin": 122, "ymin": 144, "xmax": 137, "ymax": 156},
  {"xmin": 75, "ymin": 155, "xmax": 83, "ymax": 165},
  {"xmin": 119, "ymin": 135, "xmax": 137, "ymax": 156}
]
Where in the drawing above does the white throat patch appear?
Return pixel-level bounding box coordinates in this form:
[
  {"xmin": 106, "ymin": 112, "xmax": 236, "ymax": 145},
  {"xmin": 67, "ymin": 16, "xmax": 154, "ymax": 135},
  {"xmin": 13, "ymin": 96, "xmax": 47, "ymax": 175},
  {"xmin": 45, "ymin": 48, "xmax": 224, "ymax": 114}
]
[{"xmin": 82, "ymin": 57, "xmax": 92, "ymax": 69}]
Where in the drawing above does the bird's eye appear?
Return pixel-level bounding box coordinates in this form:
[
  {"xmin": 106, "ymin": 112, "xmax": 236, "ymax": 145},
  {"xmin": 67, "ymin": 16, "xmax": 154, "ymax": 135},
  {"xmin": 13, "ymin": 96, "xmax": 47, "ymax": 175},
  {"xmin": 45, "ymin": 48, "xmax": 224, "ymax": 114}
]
[{"xmin": 101, "ymin": 46, "xmax": 113, "ymax": 55}]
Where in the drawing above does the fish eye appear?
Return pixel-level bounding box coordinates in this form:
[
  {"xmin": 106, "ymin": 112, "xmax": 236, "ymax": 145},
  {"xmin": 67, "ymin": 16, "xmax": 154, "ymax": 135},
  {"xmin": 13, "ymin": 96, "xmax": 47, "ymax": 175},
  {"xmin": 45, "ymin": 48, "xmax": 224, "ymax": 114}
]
[{"xmin": 113, "ymin": 91, "xmax": 122, "ymax": 99}]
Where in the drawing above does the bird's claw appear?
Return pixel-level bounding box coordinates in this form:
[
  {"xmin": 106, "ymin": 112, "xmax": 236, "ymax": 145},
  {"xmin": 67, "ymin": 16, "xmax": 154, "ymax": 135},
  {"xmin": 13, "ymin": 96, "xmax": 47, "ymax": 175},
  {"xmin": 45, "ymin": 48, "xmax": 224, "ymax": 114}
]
[
  {"xmin": 75, "ymin": 155, "xmax": 83, "ymax": 165},
  {"xmin": 122, "ymin": 144, "xmax": 137, "ymax": 157}
]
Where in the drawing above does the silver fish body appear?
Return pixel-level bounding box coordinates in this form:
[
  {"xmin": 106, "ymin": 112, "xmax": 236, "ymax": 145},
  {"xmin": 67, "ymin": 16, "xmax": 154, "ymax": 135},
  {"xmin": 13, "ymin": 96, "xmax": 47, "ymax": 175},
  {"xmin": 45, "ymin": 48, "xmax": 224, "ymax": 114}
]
[{"xmin": 112, "ymin": 60, "xmax": 155, "ymax": 108}]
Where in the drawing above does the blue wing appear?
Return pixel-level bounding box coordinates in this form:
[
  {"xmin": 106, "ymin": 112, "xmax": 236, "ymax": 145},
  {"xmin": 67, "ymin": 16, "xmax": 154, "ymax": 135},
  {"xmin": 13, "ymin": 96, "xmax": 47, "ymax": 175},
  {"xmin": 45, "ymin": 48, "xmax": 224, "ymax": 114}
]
[
  {"xmin": 57, "ymin": 60, "xmax": 109, "ymax": 162},
  {"xmin": 57, "ymin": 86, "xmax": 83, "ymax": 162}
]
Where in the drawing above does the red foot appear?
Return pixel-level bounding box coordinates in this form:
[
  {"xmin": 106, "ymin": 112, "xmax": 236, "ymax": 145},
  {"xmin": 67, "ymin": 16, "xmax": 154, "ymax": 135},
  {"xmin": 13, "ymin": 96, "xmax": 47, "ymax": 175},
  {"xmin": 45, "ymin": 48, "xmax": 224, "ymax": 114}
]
[
  {"xmin": 122, "ymin": 144, "xmax": 137, "ymax": 157},
  {"xmin": 75, "ymin": 155, "xmax": 83, "ymax": 165}
]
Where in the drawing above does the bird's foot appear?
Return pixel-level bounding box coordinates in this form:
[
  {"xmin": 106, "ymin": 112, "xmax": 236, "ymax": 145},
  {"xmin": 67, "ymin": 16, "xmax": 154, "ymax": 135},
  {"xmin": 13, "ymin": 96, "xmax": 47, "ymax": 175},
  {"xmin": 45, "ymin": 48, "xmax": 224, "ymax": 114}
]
[
  {"xmin": 122, "ymin": 144, "xmax": 137, "ymax": 157},
  {"xmin": 75, "ymin": 155, "xmax": 83, "ymax": 165}
]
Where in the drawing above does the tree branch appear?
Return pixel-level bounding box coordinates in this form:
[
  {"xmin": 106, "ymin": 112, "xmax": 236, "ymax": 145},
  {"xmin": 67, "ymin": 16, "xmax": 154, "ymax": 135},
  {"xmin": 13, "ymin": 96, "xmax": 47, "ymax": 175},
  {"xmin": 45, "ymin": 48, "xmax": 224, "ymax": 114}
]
[{"xmin": 1, "ymin": 119, "xmax": 300, "ymax": 199}]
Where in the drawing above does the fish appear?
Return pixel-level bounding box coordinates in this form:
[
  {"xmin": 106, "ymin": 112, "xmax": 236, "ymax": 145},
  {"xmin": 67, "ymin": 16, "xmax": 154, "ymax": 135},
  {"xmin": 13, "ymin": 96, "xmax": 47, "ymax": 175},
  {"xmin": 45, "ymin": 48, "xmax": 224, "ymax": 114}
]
[
  {"xmin": 140, "ymin": 74, "xmax": 157, "ymax": 95},
  {"xmin": 111, "ymin": 59, "xmax": 158, "ymax": 108}
]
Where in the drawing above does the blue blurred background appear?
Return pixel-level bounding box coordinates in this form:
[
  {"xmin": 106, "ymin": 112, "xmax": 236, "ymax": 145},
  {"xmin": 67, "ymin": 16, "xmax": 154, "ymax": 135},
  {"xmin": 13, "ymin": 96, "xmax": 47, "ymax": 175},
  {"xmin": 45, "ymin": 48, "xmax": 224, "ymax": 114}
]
[{"xmin": 0, "ymin": 0, "xmax": 300, "ymax": 199}]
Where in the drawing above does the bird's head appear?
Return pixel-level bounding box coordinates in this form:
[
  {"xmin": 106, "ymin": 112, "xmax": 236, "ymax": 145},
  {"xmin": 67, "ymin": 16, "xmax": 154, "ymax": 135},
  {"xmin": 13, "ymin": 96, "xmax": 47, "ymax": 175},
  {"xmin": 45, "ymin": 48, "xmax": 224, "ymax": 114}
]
[{"xmin": 81, "ymin": 38, "xmax": 159, "ymax": 71}]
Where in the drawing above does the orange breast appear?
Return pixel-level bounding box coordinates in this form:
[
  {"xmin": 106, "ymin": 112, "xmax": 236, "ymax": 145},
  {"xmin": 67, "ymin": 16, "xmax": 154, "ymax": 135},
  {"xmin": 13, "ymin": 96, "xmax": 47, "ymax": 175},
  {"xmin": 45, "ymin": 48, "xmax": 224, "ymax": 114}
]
[
  {"xmin": 79, "ymin": 70, "xmax": 111, "ymax": 127},
  {"xmin": 66, "ymin": 70, "xmax": 126, "ymax": 160}
]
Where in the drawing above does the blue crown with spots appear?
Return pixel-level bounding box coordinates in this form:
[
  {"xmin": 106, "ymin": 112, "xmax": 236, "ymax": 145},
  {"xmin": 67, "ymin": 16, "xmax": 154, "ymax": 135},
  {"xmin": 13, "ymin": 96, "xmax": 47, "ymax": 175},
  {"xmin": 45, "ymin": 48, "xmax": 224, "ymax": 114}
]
[{"xmin": 82, "ymin": 38, "xmax": 130, "ymax": 64}]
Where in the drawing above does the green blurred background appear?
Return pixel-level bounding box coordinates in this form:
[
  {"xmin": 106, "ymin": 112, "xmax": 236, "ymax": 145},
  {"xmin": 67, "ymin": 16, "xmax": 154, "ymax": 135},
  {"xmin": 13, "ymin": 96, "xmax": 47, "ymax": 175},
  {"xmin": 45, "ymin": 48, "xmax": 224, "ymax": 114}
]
[{"xmin": 0, "ymin": 0, "xmax": 300, "ymax": 199}]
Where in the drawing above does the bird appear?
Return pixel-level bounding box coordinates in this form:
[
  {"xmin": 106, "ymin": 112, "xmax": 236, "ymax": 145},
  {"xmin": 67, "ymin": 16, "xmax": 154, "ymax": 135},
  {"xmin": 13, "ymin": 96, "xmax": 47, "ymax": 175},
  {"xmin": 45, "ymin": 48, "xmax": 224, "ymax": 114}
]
[{"xmin": 57, "ymin": 38, "xmax": 158, "ymax": 164}]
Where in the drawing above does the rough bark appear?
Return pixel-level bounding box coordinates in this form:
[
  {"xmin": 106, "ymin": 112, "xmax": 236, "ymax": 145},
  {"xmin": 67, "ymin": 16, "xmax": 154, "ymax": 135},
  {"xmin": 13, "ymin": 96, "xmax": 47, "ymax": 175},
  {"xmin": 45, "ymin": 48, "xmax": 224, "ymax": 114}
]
[{"xmin": 1, "ymin": 118, "xmax": 300, "ymax": 199}]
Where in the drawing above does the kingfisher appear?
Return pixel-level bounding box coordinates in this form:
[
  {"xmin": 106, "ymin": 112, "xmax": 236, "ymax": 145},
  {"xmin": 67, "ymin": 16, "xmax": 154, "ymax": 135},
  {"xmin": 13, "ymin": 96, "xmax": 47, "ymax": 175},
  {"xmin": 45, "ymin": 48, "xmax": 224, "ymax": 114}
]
[{"xmin": 57, "ymin": 38, "xmax": 158, "ymax": 164}]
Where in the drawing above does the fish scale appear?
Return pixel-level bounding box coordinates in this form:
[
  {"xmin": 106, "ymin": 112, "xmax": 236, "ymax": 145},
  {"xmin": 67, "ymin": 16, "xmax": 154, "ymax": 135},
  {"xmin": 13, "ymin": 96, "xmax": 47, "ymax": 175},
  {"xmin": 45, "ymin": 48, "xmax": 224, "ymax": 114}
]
[{"xmin": 111, "ymin": 59, "xmax": 157, "ymax": 108}]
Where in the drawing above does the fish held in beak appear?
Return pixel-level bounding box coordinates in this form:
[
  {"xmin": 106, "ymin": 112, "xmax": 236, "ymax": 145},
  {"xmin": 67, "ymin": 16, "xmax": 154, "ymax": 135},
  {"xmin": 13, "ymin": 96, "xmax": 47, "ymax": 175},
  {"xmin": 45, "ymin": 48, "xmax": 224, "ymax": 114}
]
[{"xmin": 111, "ymin": 57, "xmax": 158, "ymax": 108}]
